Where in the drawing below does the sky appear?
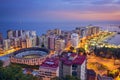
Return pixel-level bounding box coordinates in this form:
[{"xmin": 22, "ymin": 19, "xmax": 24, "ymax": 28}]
[{"xmin": 0, "ymin": 0, "xmax": 120, "ymax": 24}]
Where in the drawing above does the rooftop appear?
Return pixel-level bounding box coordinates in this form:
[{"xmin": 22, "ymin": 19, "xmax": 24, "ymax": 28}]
[
  {"xmin": 40, "ymin": 56, "xmax": 59, "ymax": 69},
  {"xmin": 60, "ymin": 53, "xmax": 86, "ymax": 66}
]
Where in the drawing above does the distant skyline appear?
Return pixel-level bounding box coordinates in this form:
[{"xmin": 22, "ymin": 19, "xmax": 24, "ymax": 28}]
[{"xmin": 0, "ymin": 0, "xmax": 120, "ymax": 24}]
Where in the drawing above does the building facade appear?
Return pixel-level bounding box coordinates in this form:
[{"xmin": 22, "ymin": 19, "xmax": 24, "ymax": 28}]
[
  {"xmin": 48, "ymin": 36, "xmax": 55, "ymax": 50},
  {"xmin": 39, "ymin": 56, "xmax": 59, "ymax": 80},
  {"xmin": 59, "ymin": 53, "xmax": 87, "ymax": 80},
  {"xmin": 55, "ymin": 39, "xmax": 65, "ymax": 52},
  {"xmin": 71, "ymin": 33, "xmax": 79, "ymax": 47}
]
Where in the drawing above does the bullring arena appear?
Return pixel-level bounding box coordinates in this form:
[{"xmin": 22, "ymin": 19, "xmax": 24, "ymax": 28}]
[{"xmin": 10, "ymin": 48, "xmax": 49, "ymax": 65}]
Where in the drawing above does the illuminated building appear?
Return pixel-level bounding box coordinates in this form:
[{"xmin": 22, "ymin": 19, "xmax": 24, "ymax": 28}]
[
  {"xmin": 10, "ymin": 48, "xmax": 49, "ymax": 65},
  {"xmin": 47, "ymin": 29, "xmax": 61, "ymax": 36},
  {"xmin": 48, "ymin": 36, "xmax": 55, "ymax": 50},
  {"xmin": 30, "ymin": 31, "xmax": 36, "ymax": 37},
  {"xmin": 26, "ymin": 38, "xmax": 32, "ymax": 48},
  {"xmin": 75, "ymin": 27, "xmax": 86, "ymax": 38},
  {"xmin": 21, "ymin": 40, "xmax": 27, "ymax": 48},
  {"xmin": 55, "ymin": 39, "xmax": 65, "ymax": 52},
  {"xmin": 3, "ymin": 39, "xmax": 11, "ymax": 50},
  {"xmin": 14, "ymin": 38, "xmax": 21, "ymax": 48},
  {"xmin": 18, "ymin": 30, "xmax": 23, "ymax": 37},
  {"xmin": 38, "ymin": 34, "xmax": 48, "ymax": 48},
  {"xmin": 59, "ymin": 53, "xmax": 87, "ymax": 80},
  {"xmin": 7, "ymin": 30, "xmax": 14, "ymax": 39},
  {"xmin": 39, "ymin": 56, "xmax": 59, "ymax": 80},
  {"xmin": 24, "ymin": 31, "xmax": 30, "ymax": 38},
  {"xmin": 31, "ymin": 37, "xmax": 37, "ymax": 47},
  {"xmin": 64, "ymin": 32, "xmax": 71, "ymax": 46},
  {"xmin": 54, "ymin": 29, "xmax": 61, "ymax": 35},
  {"xmin": 86, "ymin": 26, "xmax": 100, "ymax": 36},
  {"xmin": 71, "ymin": 33, "xmax": 79, "ymax": 47},
  {"xmin": 0, "ymin": 33, "xmax": 3, "ymax": 44},
  {"xmin": 13, "ymin": 30, "xmax": 19, "ymax": 37}
]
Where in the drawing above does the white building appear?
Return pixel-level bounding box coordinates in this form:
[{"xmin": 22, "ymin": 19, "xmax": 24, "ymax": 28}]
[
  {"xmin": 26, "ymin": 38, "xmax": 32, "ymax": 48},
  {"xmin": 7, "ymin": 30, "xmax": 14, "ymax": 39},
  {"xmin": 3, "ymin": 39, "xmax": 11, "ymax": 50},
  {"xmin": 71, "ymin": 33, "xmax": 79, "ymax": 47},
  {"xmin": 30, "ymin": 31, "xmax": 36, "ymax": 37},
  {"xmin": 55, "ymin": 39, "xmax": 65, "ymax": 52}
]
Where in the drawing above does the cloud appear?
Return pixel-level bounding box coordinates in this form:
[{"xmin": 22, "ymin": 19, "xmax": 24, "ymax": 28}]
[{"xmin": 0, "ymin": 0, "xmax": 120, "ymax": 22}]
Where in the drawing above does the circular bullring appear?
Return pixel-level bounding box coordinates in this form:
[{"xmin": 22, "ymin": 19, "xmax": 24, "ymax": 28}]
[{"xmin": 10, "ymin": 47, "xmax": 49, "ymax": 65}]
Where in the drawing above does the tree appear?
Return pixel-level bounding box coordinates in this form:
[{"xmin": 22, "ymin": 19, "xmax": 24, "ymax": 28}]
[
  {"xmin": 65, "ymin": 75, "xmax": 81, "ymax": 80},
  {"xmin": 76, "ymin": 48, "xmax": 85, "ymax": 55},
  {"xmin": 51, "ymin": 77, "xmax": 60, "ymax": 80},
  {"xmin": 0, "ymin": 64, "xmax": 39, "ymax": 80},
  {"xmin": 0, "ymin": 60, "xmax": 3, "ymax": 67},
  {"xmin": 69, "ymin": 46, "xmax": 75, "ymax": 52}
]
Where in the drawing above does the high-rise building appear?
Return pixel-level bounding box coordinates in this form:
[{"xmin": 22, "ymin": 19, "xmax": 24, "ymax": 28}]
[
  {"xmin": 3, "ymin": 39, "xmax": 11, "ymax": 50},
  {"xmin": 71, "ymin": 33, "xmax": 79, "ymax": 47},
  {"xmin": 13, "ymin": 30, "xmax": 19, "ymax": 37},
  {"xmin": 21, "ymin": 40, "xmax": 27, "ymax": 48},
  {"xmin": 54, "ymin": 29, "xmax": 61, "ymax": 35},
  {"xmin": 30, "ymin": 31, "xmax": 36, "ymax": 37},
  {"xmin": 14, "ymin": 38, "xmax": 20, "ymax": 48},
  {"xmin": 39, "ymin": 34, "xmax": 48, "ymax": 48},
  {"xmin": 47, "ymin": 29, "xmax": 61, "ymax": 36},
  {"xmin": 86, "ymin": 26, "xmax": 100, "ymax": 36},
  {"xmin": 18, "ymin": 30, "xmax": 23, "ymax": 37},
  {"xmin": 75, "ymin": 27, "xmax": 87, "ymax": 38},
  {"xmin": 7, "ymin": 30, "xmax": 14, "ymax": 39},
  {"xmin": 26, "ymin": 38, "xmax": 32, "ymax": 48},
  {"xmin": 39, "ymin": 56, "xmax": 59, "ymax": 80},
  {"xmin": 63, "ymin": 32, "xmax": 71, "ymax": 46},
  {"xmin": 25, "ymin": 31, "xmax": 30, "ymax": 38},
  {"xmin": 0, "ymin": 33, "xmax": 3, "ymax": 44},
  {"xmin": 31, "ymin": 37, "xmax": 37, "ymax": 47},
  {"xmin": 55, "ymin": 39, "xmax": 65, "ymax": 52},
  {"xmin": 48, "ymin": 36, "xmax": 55, "ymax": 50},
  {"xmin": 92, "ymin": 27, "xmax": 100, "ymax": 34},
  {"xmin": 59, "ymin": 53, "xmax": 87, "ymax": 80}
]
